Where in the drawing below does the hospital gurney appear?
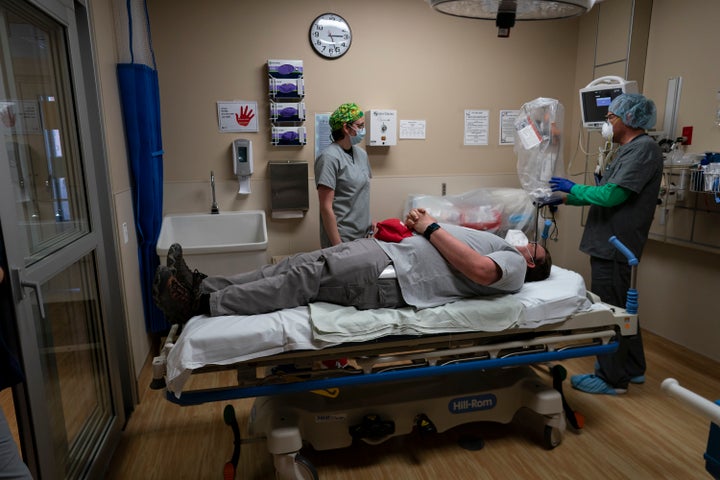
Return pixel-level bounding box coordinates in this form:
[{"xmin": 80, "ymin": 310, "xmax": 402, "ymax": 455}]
[{"xmin": 150, "ymin": 263, "xmax": 638, "ymax": 479}]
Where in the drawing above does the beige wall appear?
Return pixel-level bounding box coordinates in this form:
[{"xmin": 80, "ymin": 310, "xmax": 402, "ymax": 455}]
[
  {"xmin": 92, "ymin": 0, "xmax": 720, "ymax": 374},
  {"xmin": 90, "ymin": 0, "xmax": 149, "ymax": 376},
  {"xmin": 635, "ymin": 0, "xmax": 720, "ymax": 361},
  {"xmin": 149, "ymin": 0, "xmax": 580, "ymax": 180},
  {"xmin": 147, "ymin": 0, "xmax": 582, "ymax": 257},
  {"xmin": 643, "ymin": 0, "xmax": 720, "ymax": 152}
]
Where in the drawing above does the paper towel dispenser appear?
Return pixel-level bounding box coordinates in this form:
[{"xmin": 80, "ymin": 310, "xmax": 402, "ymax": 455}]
[{"xmin": 269, "ymin": 161, "xmax": 309, "ymax": 217}]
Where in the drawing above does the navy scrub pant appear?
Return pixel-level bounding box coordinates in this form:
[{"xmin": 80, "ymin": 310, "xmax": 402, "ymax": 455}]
[{"xmin": 590, "ymin": 256, "xmax": 646, "ymax": 389}]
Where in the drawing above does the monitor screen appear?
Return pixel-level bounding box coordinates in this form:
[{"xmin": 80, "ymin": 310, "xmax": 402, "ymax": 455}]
[{"xmin": 581, "ymin": 87, "xmax": 624, "ymax": 127}]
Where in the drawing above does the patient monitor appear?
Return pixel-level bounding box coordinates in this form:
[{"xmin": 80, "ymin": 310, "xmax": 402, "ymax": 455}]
[{"xmin": 580, "ymin": 76, "xmax": 638, "ymax": 129}]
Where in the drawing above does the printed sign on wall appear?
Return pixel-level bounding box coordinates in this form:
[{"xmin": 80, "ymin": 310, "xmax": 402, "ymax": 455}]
[{"xmin": 217, "ymin": 100, "xmax": 258, "ymax": 132}]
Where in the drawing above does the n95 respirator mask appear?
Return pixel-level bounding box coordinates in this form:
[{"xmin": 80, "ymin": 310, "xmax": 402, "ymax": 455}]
[
  {"xmin": 601, "ymin": 120, "xmax": 614, "ymax": 140},
  {"xmin": 504, "ymin": 229, "xmax": 529, "ymax": 247}
]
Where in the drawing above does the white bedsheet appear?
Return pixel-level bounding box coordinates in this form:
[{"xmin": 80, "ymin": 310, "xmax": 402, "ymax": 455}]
[{"xmin": 165, "ymin": 266, "xmax": 591, "ymax": 395}]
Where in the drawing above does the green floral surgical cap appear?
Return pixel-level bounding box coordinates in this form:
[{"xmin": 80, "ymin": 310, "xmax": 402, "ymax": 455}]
[{"xmin": 329, "ymin": 103, "xmax": 363, "ymax": 131}]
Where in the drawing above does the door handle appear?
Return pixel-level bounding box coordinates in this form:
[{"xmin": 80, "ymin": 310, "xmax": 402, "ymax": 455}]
[
  {"xmin": 21, "ymin": 280, "xmax": 47, "ymax": 321},
  {"xmin": 20, "ymin": 282, "xmax": 45, "ymax": 320},
  {"xmin": 11, "ymin": 268, "xmax": 47, "ymax": 320}
]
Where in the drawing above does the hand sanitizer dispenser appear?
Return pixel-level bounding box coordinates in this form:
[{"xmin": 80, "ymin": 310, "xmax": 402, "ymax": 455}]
[{"xmin": 233, "ymin": 139, "xmax": 253, "ymax": 194}]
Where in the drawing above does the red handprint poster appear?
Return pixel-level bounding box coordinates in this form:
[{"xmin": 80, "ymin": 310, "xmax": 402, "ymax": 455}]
[{"xmin": 217, "ymin": 100, "xmax": 258, "ymax": 132}]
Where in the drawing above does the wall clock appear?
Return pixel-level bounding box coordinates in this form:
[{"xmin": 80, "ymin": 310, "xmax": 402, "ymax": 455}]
[{"xmin": 309, "ymin": 13, "xmax": 352, "ymax": 59}]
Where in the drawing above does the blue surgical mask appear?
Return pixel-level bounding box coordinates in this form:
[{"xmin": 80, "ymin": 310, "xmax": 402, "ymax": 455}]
[{"xmin": 350, "ymin": 126, "xmax": 365, "ymax": 145}]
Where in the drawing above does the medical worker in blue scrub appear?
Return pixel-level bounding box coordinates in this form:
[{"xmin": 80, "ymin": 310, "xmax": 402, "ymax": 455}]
[
  {"xmin": 550, "ymin": 93, "xmax": 663, "ymax": 396},
  {"xmin": 315, "ymin": 102, "xmax": 373, "ymax": 248}
]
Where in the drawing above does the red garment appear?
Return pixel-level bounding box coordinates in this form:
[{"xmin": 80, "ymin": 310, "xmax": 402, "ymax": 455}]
[{"xmin": 374, "ymin": 218, "xmax": 414, "ymax": 243}]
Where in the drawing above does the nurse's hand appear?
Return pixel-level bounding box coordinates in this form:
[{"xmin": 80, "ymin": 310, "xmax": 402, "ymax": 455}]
[{"xmin": 549, "ymin": 177, "xmax": 576, "ymax": 193}]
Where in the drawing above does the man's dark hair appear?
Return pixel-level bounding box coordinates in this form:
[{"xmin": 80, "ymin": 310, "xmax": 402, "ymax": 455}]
[{"xmin": 525, "ymin": 246, "xmax": 552, "ymax": 282}]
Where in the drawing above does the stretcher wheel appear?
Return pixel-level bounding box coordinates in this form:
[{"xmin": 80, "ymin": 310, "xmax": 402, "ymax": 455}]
[
  {"xmin": 274, "ymin": 453, "xmax": 318, "ymax": 480},
  {"xmin": 293, "ymin": 454, "xmax": 318, "ymax": 480},
  {"xmin": 543, "ymin": 425, "xmax": 562, "ymax": 450}
]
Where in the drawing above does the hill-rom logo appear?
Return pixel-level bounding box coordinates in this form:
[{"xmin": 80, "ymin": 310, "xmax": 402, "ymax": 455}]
[{"xmin": 448, "ymin": 394, "xmax": 497, "ymax": 414}]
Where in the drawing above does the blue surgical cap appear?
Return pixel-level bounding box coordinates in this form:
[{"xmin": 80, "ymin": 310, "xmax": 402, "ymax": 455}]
[{"xmin": 608, "ymin": 93, "xmax": 657, "ymax": 130}]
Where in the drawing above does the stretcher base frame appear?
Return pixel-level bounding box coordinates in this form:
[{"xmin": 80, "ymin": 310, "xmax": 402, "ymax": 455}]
[
  {"xmin": 154, "ymin": 302, "xmax": 636, "ymax": 479},
  {"xmin": 249, "ymin": 364, "xmax": 568, "ymax": 452}
]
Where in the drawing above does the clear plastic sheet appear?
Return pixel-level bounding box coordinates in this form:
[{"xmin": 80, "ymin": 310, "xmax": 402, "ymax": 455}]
[
  {"xmin": 403, "ymin": 188, "xmax": 537, "ymax": 237},
  {"xmin": 513, "ymin": 97, "xmax": 565, "ymax": 202}
]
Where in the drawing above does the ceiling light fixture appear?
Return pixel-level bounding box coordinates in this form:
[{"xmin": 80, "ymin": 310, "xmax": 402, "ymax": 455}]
[{"xmin": 428, "ymin": 0, "xmax": 598, "ymax": 38}]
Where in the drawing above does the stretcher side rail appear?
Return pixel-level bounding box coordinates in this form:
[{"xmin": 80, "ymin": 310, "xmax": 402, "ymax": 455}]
[
  {"xmin": 165, "ymin": 342, "xmax": 618, "ymax": 406},
  {"xmin": 158, "ymin": 305, "xmax": 636, "ymax": 407},
  {"xmin": 179, "ymin": 326, "xmax": 617, "ymax": 385},
  {"xmin": 151, "ymin": 295, "xmax": 631, "ymax": 387}
]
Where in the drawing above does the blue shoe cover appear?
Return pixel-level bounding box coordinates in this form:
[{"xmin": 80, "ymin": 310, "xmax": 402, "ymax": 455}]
[{"xmin": 571, "ymin": 374, "xmax": 627, "ymax": 395}]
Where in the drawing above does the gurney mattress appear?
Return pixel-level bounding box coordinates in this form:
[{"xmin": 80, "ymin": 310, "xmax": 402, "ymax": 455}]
[{"xmin": 166, "ymin": 266, "xmax": 603, "ymax": 394}]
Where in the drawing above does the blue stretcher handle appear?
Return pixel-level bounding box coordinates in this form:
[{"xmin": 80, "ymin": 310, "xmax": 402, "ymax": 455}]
[
  {"xmin": 609, "ymin": 236, "xmax": 638, "ymax": 266},
  {"xmin": 541, "ymin": 219, "xmax": 552, "ymax": 240}
]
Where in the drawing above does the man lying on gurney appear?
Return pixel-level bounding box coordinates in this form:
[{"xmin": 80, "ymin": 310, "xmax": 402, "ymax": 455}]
[{"xmin": 152, "ymin": 208, "xmax": 552, "ymax": 325}]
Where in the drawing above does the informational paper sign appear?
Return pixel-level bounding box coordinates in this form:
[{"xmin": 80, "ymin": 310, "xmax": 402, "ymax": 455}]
[
  {"xmin": 463, "ymin": 109, "xmax": 489, "ymax": 146},
  {"xmin": 1, "ymin": 100, "xmax": 41, "ymax": 134},
  {"xmin": 515, "ymin": 115, "xmax": 543, "ymax": 150},
  {"xmin": 499, "ymin": 110, "xmax": 520, "ymax": 145},
  {"xmin": 399, "ymin": 120, "xmax": 426, "ymax": 139},
  {"xmin": 217, "ymin": 100, "xmax": 258, "ymax": 132},
  {"xmin": 314, "ymin": 113, "xmax": 332, "ymax": 159}
]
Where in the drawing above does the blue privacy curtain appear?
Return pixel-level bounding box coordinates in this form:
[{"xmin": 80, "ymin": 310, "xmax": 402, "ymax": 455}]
[{"xmin": 117, "ymin": 0, "xmax": 166, "ymax": 332}]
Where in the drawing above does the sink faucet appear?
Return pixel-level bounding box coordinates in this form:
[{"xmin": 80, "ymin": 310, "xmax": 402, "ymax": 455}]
[{"xmin": 210, "ymin": 171, "xmax": 219, "ymax": 214}]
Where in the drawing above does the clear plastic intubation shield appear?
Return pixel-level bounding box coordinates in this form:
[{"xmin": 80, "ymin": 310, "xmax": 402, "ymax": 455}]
[
  {"xmin": 403, "ymin": 188, "xmax": 536, "ymax": 238},
  {"xmin": 513, "ymin": 98, "xmax": 565, "ymax": 203}
]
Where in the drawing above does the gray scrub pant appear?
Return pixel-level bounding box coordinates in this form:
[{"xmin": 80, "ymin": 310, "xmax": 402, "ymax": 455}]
[{"xmin": 201, "ymin": 239, "xmax": 407, "ymax": 316}]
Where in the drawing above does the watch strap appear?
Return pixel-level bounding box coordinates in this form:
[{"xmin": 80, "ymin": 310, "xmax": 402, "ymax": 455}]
[{"xmin": 423, "ymin": 222, "xmax": 441, "ymax": 240}]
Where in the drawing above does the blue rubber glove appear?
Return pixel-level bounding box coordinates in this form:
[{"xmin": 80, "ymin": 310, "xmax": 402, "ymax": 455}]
[{"xmin": 549, "ymin": 177, "xmax": 576, "ymax": 193}]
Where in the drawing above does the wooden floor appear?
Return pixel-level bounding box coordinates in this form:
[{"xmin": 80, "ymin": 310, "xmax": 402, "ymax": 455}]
[{"xmin": 105, "ymin": 330, "xmax": 720, "ymax": 479}]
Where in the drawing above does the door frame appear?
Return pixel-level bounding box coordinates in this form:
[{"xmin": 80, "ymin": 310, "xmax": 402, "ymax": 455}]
[{"xmin": 0, "ymin": 0, "xmax": 133, "ymax": 477}]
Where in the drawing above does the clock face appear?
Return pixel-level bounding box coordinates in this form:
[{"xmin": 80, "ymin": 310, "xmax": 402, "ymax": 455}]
[{"xmin": 309, "ymin": 13, "xmax": 352, "ymax": 59}]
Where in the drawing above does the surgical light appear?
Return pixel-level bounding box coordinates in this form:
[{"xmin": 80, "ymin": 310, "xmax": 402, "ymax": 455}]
[{"xmin": 427, "ymin": 0, "xmax": 599, "ymax": 37}]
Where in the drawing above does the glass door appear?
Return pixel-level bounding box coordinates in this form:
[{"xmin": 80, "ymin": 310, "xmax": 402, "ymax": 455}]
[{"xmin": 0, "ymin": 0, "xmax": 126, "ymax": 477}]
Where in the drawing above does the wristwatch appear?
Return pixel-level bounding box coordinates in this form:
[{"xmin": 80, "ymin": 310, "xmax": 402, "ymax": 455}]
[{"xmin": 423, "ymin": 222, "xmax": 441, "ymax": 240}]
